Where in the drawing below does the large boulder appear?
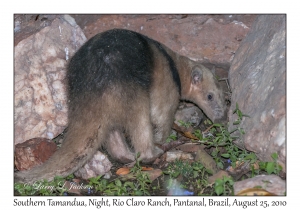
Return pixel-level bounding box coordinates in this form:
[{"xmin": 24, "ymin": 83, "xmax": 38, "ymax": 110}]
[
  {"xmin": 14, "ymin": 15, "xmax": 86, "ymax": 144},
  {"xmin": 73, "ymin": 14, "xmax": 256, "ymax": 68},
  {"xmin": 228, "ymin": 15, "xmax": 286, "ymax": 171}
]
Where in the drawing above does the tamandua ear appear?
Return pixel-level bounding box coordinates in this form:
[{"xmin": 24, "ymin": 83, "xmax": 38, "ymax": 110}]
[{"xmin": 191, "ymin": 66, "xmax": 203, "ymax": 84}]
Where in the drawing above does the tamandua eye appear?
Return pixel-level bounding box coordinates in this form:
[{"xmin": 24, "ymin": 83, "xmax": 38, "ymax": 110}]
[{"xmin": 207, "ymin": 94, "xmax": 213, "ymax": 101}]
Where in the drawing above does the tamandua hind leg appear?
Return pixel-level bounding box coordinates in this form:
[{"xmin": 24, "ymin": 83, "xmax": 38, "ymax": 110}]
[
  {"xmin": 127, "ymin": 99, "xmax": 164, "ymax": 163},
  {"xmin": 105, "ymin": 130, "xmax": 135, "ymax": 163},
  {"xmin": 151, "ymin": 101, "xmax": 179, "ymax": 146}
]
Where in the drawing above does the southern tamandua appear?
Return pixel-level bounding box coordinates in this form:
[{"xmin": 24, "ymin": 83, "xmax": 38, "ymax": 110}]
[{"xmin": 15, "ymin": 29, "xmax": 227, "ymax": 183}]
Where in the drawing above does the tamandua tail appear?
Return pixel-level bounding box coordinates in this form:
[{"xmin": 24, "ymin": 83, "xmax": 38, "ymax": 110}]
[{"xmin": 14, "ymin": 98, "xmax": 109, "ymax": 184}]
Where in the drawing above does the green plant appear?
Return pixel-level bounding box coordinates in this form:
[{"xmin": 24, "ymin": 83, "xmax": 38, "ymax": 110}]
[
  {"xmin": 163, "ymin": 159, "xmax": 234, "ymax": 195},
  {"xmin": 192, "ymin": 103, "xmax": 254, "ymax": 170},
  {"xmin": 214, "ymin": 176, "xmax": 234, "ymax": 196},
  {"xmin": 164, "ymin": 159, "xmax": 194, "ymax": 179},
  {"xmin": 258, "ymin": 152, "xmax": 283, "ymax": 175},
  {"xmin": 164, "ymin": 159, "xmax": 214, "ymax": 195},
  {"xmin": 88, "ymin": 153, "xmax": 153, "ymax": 196},
  {"xmin": 14, "ymin": 182, "xmax": 39, "ymax": 196},
  {"xmin": 177, "ymin": 120, "xmax": 192, "ymax": 128},
  {"xmin": 166, "ymin": 133, "xmax": 177, "ymax": 143}
]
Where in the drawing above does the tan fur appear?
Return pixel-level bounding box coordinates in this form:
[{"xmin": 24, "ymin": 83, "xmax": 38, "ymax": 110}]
[
  {"xmin": 105, "ymin": 43, "xmax": 182, "ymax": 162},
  {"xmin": 165, "ymin": 47, "xmax": 227, "ymax": 122},
  {"xmin": 148, "ymin": 43, "xmax": 181, "ymax": 144}
]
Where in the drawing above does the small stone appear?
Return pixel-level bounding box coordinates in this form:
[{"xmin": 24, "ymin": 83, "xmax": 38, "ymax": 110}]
[
  {"xmin": 142, "ymin": 169, "xmax": 163, "ymax": 181},
  {"xmin": 195, "ymin": 148, "xmax": 219, "ymax": 174},
  {"xmin": 14, "ymin": 138, "xmax": 57, "ymax": 171},
  {"xmin": 208, "ymin": 170, "xmax": 230, "ymax": 184},
  {"xmin": 234, "ymin": 174, "xmax": 286, "ymax": 196},
  {"xmin": 176, "ymin": 143, "xmax": 205, "ymax": 153},
  {"xmin": 165, "ymin": 150, "xmax": 194, "ymax": 162},
  {"xmin": 74, "ymin": 151, "xmax": 112, "ymax": 180},
  {"xmin": 175, "ymin": 103, "xmax": 204, "ymax": 127}
]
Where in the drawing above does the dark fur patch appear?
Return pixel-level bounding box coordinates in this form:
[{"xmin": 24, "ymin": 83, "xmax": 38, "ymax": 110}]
[
  {"xmin": 67, "ymin": 29, "xmax": 154, "ymax": 102},
  {"xmin": 67, "ymin": 29, "xmax": 181, "ymax": 105}
]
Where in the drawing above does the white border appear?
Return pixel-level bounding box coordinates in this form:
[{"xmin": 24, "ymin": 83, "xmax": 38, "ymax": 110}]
[{"xmin": 3, "ymin": 0, "xmax": 298, "ymax": 208}]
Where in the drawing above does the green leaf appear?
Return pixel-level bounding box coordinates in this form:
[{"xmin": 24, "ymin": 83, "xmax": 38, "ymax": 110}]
[
  {"xmin": 230, "ymin": 135, "xmax": 239, "ymax": 139},
  {"xmin": 237, "ymin": 110, "xmax": 243, "ymax": 118},
  {"xmin": 221, "ymin": 153, "xmax": 230, "ymax": 158},
  {"xmin": 244, "ymin": 153, "xmax": 255, "ymax": 160},
  {"xmin": 193, "ymin": 129, "xmax": 202, "ymax": 139},
  {"xmin": 124, "ymin": 181, "xmax": 135, "ymax": 189},
  {"xmin": 215, "ymin": 185, "xmax": 224, "ymax": 196},
  {"xmin": 233, "ymin": 120, "xmax": 240, "ymax": 125},
  {"xmin": 271, "ymin": 152, "xmax": 278, "ymax": 160},
  {"xmin": 239, "ymin": 128, "xmax": 245, "ymax": 135},
  {"xmin": 259, "ymin": 162, "xmax": 266, "ymax": 170},
  {"xmin": 228, "ymin": 179, "xmax": 234, "ymax": 186},
  {"xmin": 233, "ymin": 103, "xmax": 238, "ymax": 114},
  {"xmin": 242, "ymin": 114, "xmax": 250, "ymax": 118},
  {"xmin": 217, "ymin": 161, "xmax": 224, "ymax": 169},
  {"xmin": 115, "ymin": 179, "xmax": 122, "ymax": 187},
  {"xmin": 266, "ymin": 162, "xmax": 275, "ymax": 174},
  {"xmin": 193, "ymin": 171, "xmax": 199, "ymax": 178},
  {"xmin": 254, "ymin": 185, "xmax": 263, "ymax": 189},
  {"xmin": 214, "ymin": 136, "xmax": 221, "ymax": 143},
  {"xmin": 211, "ymin": 150, "xmax": 218, "ymax": 157},
  {"xmin": 173, "ymin": 171, "xmax": 180, "ymax": 178},
  {"xmin": 163, "ymin": 170, "xmax": 170, "ymax": 175},
  {"xmin": 214, "ymin": 178, "xmax": 223, "ymax": 186},
  {"xmin": 213, "ymin": 123, "xmax": 222, "ymax": 127},
  {"xmin": 206, "ymin": 169, "xmax": 213, "ymax": 175}
]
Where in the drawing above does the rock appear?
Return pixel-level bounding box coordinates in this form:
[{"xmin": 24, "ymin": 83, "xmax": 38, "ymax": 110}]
[
  {"xmin": 176, "ymin": 143, "xmax": 205, "ymax": 153},
  {"xmin": 14, "ymin": 15, "xmax": 87, "ymax": 144},
  {"xmin": 117, "ymin": 168, "xmax": 162, "ymax": 182},
  {"xmin": 195, "ymin": 147, "xmax": 219, "ymax": 174},
  {"xmin": 74, "ymin": 151, "xmax": 112, "ymax": 180},
  {"xmin": 174, "ymin": 102, "xmax": 204, "ymax": 127},
  {"xmin": 226, "ymin": 161, "xmax": 260, "ymax": 180},
  {"xmin": 233, "ymin": 174, "xmax": 286, "ymax": 195},
  {"xmin": 14, "ymin": 15, "xmax": 59, "ymax": 46},
  {"xmin": 165, "ymin": 150, "xmax": 194, "ymax": 162},
  {"xmin": 228, "ymin": 15, "xmax": 286, "ymax": 170},
  {"xmin": 208, "ymin": 170, "xmax": 230, "ymax": 184},
  {"xmin": 73, "ymin": 14, "xmax": 255, "ymax": 68},
  {"xmin": 14, "ymin": 138, "xmax": 57, "ymax": 170},
  {"xmin": 142, "ymin": 169, "xmax": 163, "ymax": 181}
]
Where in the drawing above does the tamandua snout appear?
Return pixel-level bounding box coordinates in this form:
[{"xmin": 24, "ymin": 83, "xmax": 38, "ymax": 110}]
[{"xmin": 15, "ymin": 29, "xmax": 227, "ymax": 183}]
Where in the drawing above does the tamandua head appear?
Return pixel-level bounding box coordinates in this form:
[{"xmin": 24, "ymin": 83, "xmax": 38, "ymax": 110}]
[{"xmin": 184, "ymin": 64, "xmax": 227, "ymax": 123}]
